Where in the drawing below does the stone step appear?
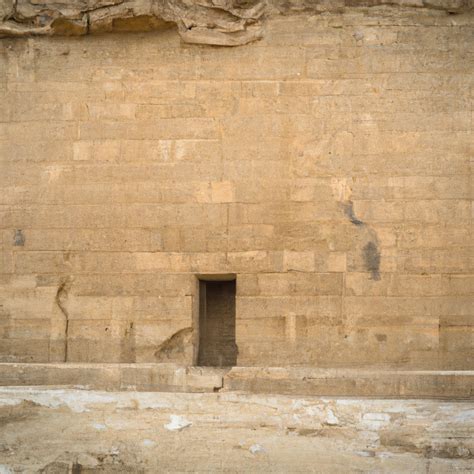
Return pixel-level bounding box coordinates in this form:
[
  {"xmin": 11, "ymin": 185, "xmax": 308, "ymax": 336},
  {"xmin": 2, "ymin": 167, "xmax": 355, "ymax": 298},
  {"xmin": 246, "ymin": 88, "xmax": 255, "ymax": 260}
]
[
  {"xmin": 0, "ymin": 363, "xmax": 472, "ymax": 399},
  {"xmin": 0, "ymin": 363, "xmax": 226, "ymax": 393},
  {"xmin": 223, "ymin": 367, "xmax": 474, "ymax": 400}
]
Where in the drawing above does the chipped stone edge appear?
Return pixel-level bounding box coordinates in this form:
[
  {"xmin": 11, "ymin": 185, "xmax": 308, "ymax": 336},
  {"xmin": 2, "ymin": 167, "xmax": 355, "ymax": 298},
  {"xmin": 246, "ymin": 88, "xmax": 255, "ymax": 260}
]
[{"xmin": 0, "ymin": 0, "xmax": 267, "ymax": 46}]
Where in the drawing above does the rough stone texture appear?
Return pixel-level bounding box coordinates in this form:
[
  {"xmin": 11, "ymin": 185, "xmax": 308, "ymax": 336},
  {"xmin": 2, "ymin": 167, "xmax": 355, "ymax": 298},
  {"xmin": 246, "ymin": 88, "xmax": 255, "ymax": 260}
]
[
  {"xmin": 0, "ymin": 363, "xmax": 227, "ymax": 392},
  {"xmin": 0, "ymin": 0, "xmax": 267, "ymax": 46},
  {"xmin": 0, "ymin": 6, "xmax": 473, "ymax": 368},
  {"xmin": 0, "ymin": 388, "xmax": 472, "ymax": 472},
  {"xmin": 0, "ymin": 1, "xmax": 473, "ymax": 45}
]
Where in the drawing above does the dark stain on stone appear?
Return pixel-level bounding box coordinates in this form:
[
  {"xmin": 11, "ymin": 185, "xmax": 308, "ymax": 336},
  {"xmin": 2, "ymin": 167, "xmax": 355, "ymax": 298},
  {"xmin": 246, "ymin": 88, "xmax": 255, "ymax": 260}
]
[
  {"xmin": 342, "ymin": 201, "xmax": 364, "ymax": 226},
  {"xmin": 154, "ymin": 327, "xmax": 193, "ymax": 363},
  {"xmin": 121, "ymin": 321, "xmax": 136, "ymax": 363},
  {"xmin": 363, "ymin": 241, "xmax": 381, "ymax": 280},
  {"xmin": 71, "ymin": 462, "xmax": 83, "ymax": 474},
  {"xmin": 0, "ymin": 400, "xmax": 39, "ymax": 427},
  {"xmin": 297, "ymin": 428, "xmax": 321, "ymax": 437},
  {"xmin": 375, "ymin": 334, "xmax": 387, "ymax": 342},
  {"xmin": 13, "ymin": 229, "xmax": 25, "ymax": 246},
  {"xmin": 424, "ymin": 444, "xmax": 473, "ymax": 459},
  {"xmin": 39, "ymin": 461, "xmax": 72, "ymax": 473}
]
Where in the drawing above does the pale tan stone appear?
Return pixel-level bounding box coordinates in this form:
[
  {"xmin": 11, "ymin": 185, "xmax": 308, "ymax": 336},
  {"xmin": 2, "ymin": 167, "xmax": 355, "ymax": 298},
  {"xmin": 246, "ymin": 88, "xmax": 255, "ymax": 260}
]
[
  {"xmin": 0, "ymin": 5, "xmax": 472, "ymax": 371},
  {"xmin": 283, "ymin": 251, "xmax": 315, "ymax": 272}
]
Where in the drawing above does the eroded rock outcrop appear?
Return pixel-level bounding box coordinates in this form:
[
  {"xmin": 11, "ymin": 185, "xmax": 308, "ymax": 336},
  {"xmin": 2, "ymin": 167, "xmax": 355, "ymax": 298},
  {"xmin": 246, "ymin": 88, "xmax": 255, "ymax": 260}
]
[
  {"xmin": 0, "ymin": 0, "xmax": 266, "ymax": 45},
  {"xmin": 0, "ymin": 0, "xmax": 472, "ymax": 45}
]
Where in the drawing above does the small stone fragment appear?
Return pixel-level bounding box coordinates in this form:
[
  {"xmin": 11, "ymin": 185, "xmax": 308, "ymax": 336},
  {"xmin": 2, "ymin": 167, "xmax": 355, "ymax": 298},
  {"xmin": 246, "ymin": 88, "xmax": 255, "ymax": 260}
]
[
  {"xmin": 249, "ymin": 444, "xmax": 265, "ymax": 454},
  {"xmin": 325, "ymin": 409, "xmax": 339, "ymax": 425},
  {"xmin": 164, "ymin": 415, "xmax": 192, "ymax": 431}
]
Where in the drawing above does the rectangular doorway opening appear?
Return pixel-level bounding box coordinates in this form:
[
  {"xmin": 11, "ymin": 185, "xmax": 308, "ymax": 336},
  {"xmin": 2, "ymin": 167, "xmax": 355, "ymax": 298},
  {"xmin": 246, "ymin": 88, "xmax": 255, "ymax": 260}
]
[{"xmin": 198, "ymin": 277, "xmax": 237, "ymax": 367}]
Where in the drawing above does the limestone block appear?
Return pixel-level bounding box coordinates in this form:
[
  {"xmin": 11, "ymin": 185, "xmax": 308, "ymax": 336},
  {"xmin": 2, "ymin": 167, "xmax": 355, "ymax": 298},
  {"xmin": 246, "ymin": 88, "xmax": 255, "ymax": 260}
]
[
  {"xmin": 67, "ymin": 340, "xmax": 124, "ymax": 363},
  {"xmin": 223, "ymin": 367, "xmax": 474, "ymax": 398},
  {"xmin": 79, "ymin": 118, "xmax": 219, "ymax": 141},
  {"xmin": 237, "ymin": 296, "xmax": 342, "ymax": 321},
  {"xmin": 237, "ymin": 272, "xmax": 343, "ymax": 297},
  {"xmin": 327, "ymin": 252, "xmax": 347, "ymax": 272},
  {"xmin": 222, "ymin": 136, "xmax": 286, "ymax": 162},
  {"xmin": 283, "ymin": 251, "xmax": 315, "ymax": 272},
  {"xmin": 0, "ymin": 338, "xmax": 50, "ymax": 362},
  {"xmin": 119, "ymin": 364, "xmax": 225, "ymax": 391},
  {"xmin": 0, "ymin": 251, "xmax": 13, "ymax": 274},
  {"xmin": 2, "ymin": 122, "xmax": 78, "ymax": 142},
  {"xmin": 226, "ymin": 250, "xmax": 283, "ymax": 273},
  {"xmin": 237, "ymin": 317, "xmax": 286, "ymax": 342},
  {"xmin": 235, "ymin": 273, "xmax": 259, "ymax": 296}
]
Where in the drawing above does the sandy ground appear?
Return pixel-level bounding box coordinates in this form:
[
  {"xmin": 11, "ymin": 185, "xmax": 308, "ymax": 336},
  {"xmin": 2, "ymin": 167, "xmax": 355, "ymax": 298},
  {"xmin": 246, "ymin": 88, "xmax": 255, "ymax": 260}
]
[{"xmin": 0, "ymin": 388, "xmax": 472, "ymax": 473}]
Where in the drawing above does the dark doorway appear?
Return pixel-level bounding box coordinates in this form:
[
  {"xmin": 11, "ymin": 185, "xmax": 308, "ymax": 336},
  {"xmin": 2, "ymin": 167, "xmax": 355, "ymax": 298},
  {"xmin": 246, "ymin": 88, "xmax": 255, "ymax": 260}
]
[{"xmin": 198, "ymin": 279, "xmax": 237, "ymax": 367}]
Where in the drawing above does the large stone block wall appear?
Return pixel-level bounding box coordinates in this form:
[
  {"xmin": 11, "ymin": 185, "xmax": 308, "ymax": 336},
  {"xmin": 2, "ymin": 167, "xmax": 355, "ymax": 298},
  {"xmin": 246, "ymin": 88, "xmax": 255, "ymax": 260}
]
[{"xmin": 0, "ymin": 6, "xmax": 472, "ymax": 368}]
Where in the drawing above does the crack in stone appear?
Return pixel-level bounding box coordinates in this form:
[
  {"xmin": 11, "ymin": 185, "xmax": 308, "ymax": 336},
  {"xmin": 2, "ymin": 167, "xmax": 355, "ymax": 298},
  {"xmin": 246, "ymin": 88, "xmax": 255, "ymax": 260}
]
[{"xmin": 55, "ymin": 276, "xmax": 73, "ymax": 363}]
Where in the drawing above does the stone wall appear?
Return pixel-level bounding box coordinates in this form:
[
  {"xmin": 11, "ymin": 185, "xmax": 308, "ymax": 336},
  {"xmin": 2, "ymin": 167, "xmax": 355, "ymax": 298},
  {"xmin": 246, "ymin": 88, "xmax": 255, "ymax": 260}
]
[{"xmin": 0, "ymin": 4, "xmax": 472, "ymax": 368}]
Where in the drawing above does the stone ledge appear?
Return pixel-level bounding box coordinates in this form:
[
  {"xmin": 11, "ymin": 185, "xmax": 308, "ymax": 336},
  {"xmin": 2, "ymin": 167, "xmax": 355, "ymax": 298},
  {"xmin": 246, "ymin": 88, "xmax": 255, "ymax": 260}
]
[
  {"xmin": 224, "ymin": 367, "xmax": 474, "ymax": 399},
  {"xmin": 0, "ymin": 363, "xmax": 226, "ymax": 393},
  {"xmin": 0, "ymin": 363, "xmax": 472, "ymax": 399}
]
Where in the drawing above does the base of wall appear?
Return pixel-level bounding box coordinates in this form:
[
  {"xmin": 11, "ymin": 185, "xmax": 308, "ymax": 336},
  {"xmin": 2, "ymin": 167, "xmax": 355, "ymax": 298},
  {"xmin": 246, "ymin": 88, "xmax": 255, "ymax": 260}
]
[
  {"xmin": 0, "ymin": 363, "xmax": 472, "ymax": 399},
  {"xmin": 224, "ymin": 367, "xmax": 474, "ymax": 400},
  {"xmin": 1, "ymin": 388, "xmax": 472, "ymax": 472}
]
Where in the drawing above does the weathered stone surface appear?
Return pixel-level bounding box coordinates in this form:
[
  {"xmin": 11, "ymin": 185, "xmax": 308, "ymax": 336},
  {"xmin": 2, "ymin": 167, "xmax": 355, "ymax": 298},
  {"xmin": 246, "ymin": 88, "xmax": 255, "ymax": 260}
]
[
  {"xmin": 0, "ymin": 364, "xmax": 472, "ymax": 399},
  {"xmin": 0, "ymin": 363, "xmax": 226, "ymax": 392},
  {"xmin": 223, "ymin": 367, "xmax": 474, "ymax": 399},
  {"xmin": 0, "ymin": 0, "xmax": 472, "ymax": 45},
  {"xmin": 0, "ymin": 0, "xmax": 267, "ymax": 45},
  {"xmin": 0, "ymin": 388, "xmax": 472, "ymax": 471}
]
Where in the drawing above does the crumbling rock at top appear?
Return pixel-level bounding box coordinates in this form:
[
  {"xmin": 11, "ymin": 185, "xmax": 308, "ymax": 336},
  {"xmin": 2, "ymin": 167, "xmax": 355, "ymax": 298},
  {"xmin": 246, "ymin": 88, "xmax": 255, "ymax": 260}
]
[
  {"xmin": 0, "ymin": 0, "xmax": 472, "ymax": 46},
  {"xmin": 0, "ymin": 0, "xmax": 266, "ymax": 45}
]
